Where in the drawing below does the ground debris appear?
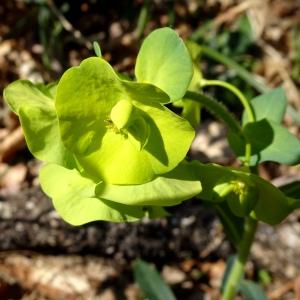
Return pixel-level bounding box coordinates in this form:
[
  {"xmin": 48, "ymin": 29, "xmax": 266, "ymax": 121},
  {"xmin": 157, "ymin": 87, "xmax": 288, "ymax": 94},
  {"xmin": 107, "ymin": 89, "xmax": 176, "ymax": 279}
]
[{"xmin": 0, "ymin": 253, "xmax": 121, "ymax": 300}]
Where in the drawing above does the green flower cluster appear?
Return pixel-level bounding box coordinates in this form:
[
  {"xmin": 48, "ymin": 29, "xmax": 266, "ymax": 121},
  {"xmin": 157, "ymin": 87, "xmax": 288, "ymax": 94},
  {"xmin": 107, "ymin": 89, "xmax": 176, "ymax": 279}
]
[{"xmin": 3, "ymin": 28, "xmax": 202, "ymax": 225}]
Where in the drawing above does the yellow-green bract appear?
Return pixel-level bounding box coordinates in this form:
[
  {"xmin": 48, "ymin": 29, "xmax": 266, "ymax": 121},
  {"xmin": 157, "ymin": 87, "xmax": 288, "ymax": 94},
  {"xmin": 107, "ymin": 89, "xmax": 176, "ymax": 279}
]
[
  {"xmin": 3, "ymin": 27, "xmax": 203, "ymax": 225},
  {"xmin": 54, "ymin": 27, "xmax": 195, "ymax": 185},
  {"xmin": 55, "ymin": 57, "xmax": 194, "ymax": 185}
]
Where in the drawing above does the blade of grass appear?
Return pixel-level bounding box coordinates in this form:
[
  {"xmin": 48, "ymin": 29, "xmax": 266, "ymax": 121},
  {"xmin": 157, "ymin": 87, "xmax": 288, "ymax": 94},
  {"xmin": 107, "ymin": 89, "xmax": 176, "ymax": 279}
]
[
  {"xmin": 133, "ymin": 259, "xmax": 176, "ymax": 300},
  {"xmin": 136, "ymin": 0, "xmax": 150, "ymax": 39}
]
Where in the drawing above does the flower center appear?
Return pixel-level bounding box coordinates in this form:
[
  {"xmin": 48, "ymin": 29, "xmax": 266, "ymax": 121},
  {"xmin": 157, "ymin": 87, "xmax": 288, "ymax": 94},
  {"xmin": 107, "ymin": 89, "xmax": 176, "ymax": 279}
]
[{"xmin": 110, "ymin": 99, "xmax": 133, "ymax": 130}]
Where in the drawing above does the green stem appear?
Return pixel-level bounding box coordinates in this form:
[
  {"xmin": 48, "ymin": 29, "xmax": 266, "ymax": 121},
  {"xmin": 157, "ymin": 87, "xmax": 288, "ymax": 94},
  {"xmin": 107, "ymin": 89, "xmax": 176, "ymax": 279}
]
[
  {"xmin": 200, "ymin": 79, "xmax": 255, "ymax": 166},
  {"xmin": 201, "ymin": 79, "xmax": 255, "ymax": 123},
  {"xmin": 184, "ymin": 91, "xmax": 242, "ymax": 136},
  {"xmin": 221, "ymin": 217, "xmax": 258, "ymax": 300},
  {"xmin": 199, "ymin": 45, "xmax": 300, "ymax": 125}
]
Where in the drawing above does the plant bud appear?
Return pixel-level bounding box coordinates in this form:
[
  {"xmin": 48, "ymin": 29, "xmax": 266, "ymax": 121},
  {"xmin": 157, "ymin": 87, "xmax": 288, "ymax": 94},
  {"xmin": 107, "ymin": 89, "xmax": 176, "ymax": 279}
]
[{"xmin": 110, "ymin": 99, "xmax": 133, "ymax": 130}]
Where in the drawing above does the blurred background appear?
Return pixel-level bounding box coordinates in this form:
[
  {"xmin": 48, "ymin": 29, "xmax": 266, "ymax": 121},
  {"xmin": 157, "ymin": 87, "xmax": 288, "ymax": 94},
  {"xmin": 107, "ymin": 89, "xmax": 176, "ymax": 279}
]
[{"xmin": 0, "ymin": 0, "xmax": 300, "ymax": 299}]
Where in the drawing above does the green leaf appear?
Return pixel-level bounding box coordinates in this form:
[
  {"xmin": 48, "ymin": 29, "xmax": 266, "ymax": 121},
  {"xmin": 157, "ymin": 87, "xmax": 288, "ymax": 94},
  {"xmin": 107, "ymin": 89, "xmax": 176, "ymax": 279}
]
[
  {"xmin": 135, "ymin": 27, "xmax": 193, "ymax": 101},
  {"xmin": 185, "ymin": 40, "xmax": 202, "ymax": 62},
  {"xmin": 185, "ymin": 40, "xmax": 203, "ymax": 92},
  {"xmin": 221, "ymin": 255, "xmax": 236, "ymax": 291},
  {"xmin": 173, "ymin": 99, "xmax": 201, "ymax": 129},
  {"xmin": 243, "ymin": 87, "xmax": 287, "ymax": 124},
  {"xmin": 3, "ymin": 80, "xmax": 75, "ymax": 167},
  {"xmin": 177, "ymin": 42, "xmax": 203, "ymax": 128},
  {"xmin": 250, "ymin": 173, "xmax": 293, "ymax": 225},
  {"xmin": 36, "ymin": 82, "xmax": 57, "ymax": 98},
  {"xmin": 279, "ymin": 180, "xmax": 300, "ymax": 199},
  {"xmin": 4, "ymin": 80, "xmax": 53, "ymax": 114},
  {"xmin": 229, "ymin": 119, "xmax": 300, "ymax": 165},
  {"xmin": 258, "ymin": 269, "xmax": 272, "ymax": 285},
  {"xmin": 95, "ymin": 161, "xmax": 202, "ymax": 206},
  {"xmin": 133, "ymin": 259, "xmax": 176, "ymax": 300},
  {"xmin": 180, "ymin": 100, "xmax": 201, "ymax": 129},
  {"xmin": 238, "ymin": 280, "xmax": 268, "ymax": 300},
  {"xmin": 39, "ymin": 164, "xmax": 163, "ymax": 225},
  {"xmin": 229, "ymin": 88, "xmax": 298, "ymax": 166},
  {"xmin": 56, "ymin": 57, "xmax": 194, "ymax": 184}
]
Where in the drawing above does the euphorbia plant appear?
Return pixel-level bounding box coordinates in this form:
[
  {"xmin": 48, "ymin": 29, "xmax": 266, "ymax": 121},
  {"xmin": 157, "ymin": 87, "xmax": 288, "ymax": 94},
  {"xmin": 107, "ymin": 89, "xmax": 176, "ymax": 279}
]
[{"xmin": 3, "ymin": 27, "xmax": 300, "ymax": 299}]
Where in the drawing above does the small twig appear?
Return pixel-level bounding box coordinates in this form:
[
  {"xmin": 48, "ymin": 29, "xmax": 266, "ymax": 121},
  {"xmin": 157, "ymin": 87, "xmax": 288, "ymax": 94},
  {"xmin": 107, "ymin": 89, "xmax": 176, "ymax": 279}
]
[
  {"xmin": 46, "ymin": 0, "xmax": 92, "ymax": 50},
  {"xmin": 0, "ymin": 129, "xmax": 9, "ymax": 141},
  {"xmin": 0, "ymin": 127, "xmax": 25, "ymax": 162},
  {"xmin": 268, "ymin": 276, "xmax": 300, "ymax": 300},
  {"xmin": 214, "ymin": 0, "xmax": 256, "ymax": 28},
  {"xmin": 295, "ymin": 276, "xmax": 300, "ymax": 300}
]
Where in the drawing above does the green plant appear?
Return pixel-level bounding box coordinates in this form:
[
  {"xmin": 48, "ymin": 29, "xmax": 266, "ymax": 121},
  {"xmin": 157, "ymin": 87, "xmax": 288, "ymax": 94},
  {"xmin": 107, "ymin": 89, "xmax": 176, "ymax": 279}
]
[{"xmin": 3, "ymin": 27, "xmax": 300, "ymax": 300}]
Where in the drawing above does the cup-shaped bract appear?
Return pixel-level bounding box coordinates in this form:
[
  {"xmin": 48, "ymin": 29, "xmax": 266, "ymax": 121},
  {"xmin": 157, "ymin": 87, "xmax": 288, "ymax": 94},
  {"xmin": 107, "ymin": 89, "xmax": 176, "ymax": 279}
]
[
  {"xmin": 40, "ymin": 161, "xmax": 202, "ymax": 225},
  {"xmin": 39, "ymin": 163, "xmax": 169, "ymax": 225},
  {"xmin": 3, "ymin": 80, "xmax": 75, "ymax": 168},
  {"xmin": 56, "ymin": 57, "xmax": 195, "ymax": 184},
  {"xmin": 135, "ymin": 27, "xmax": 193, "ymax": 102}
]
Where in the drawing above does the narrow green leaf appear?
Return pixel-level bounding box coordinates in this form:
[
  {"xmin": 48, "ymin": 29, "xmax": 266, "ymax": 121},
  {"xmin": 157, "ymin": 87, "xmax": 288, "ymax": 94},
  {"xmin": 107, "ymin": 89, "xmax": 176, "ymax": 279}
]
[
  {"xmin": 135, "ymin": 0, "xmax": 150, "ymax": 38},
  {"xmin": 133, "ymin": 259, "xmax": 176, "ymax": 300},
  {"xmin": 93, "ymin": 41, "xmax": 102, "ymax": 57},
  {"xmin": 135, "ymin": 27, "xmax": 193, "ymax": 101},
  {"xmin": 221, "ymin": 255, "xmax": 236, "ymax": 291},
  {"xmin": 238, "ymin": 280, "xmax": 268, "ymax": 300},
  {"xmin": 258, "ymin": 269, "xmax": 272, "ymax": 285}
]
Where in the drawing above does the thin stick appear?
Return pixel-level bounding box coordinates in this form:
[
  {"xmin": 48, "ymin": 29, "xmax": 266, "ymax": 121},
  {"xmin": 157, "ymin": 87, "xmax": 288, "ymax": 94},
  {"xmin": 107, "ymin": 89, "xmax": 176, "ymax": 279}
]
[{"xmin": 46, "ymin": 0, "xmax": 92, "ymax": 49}]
